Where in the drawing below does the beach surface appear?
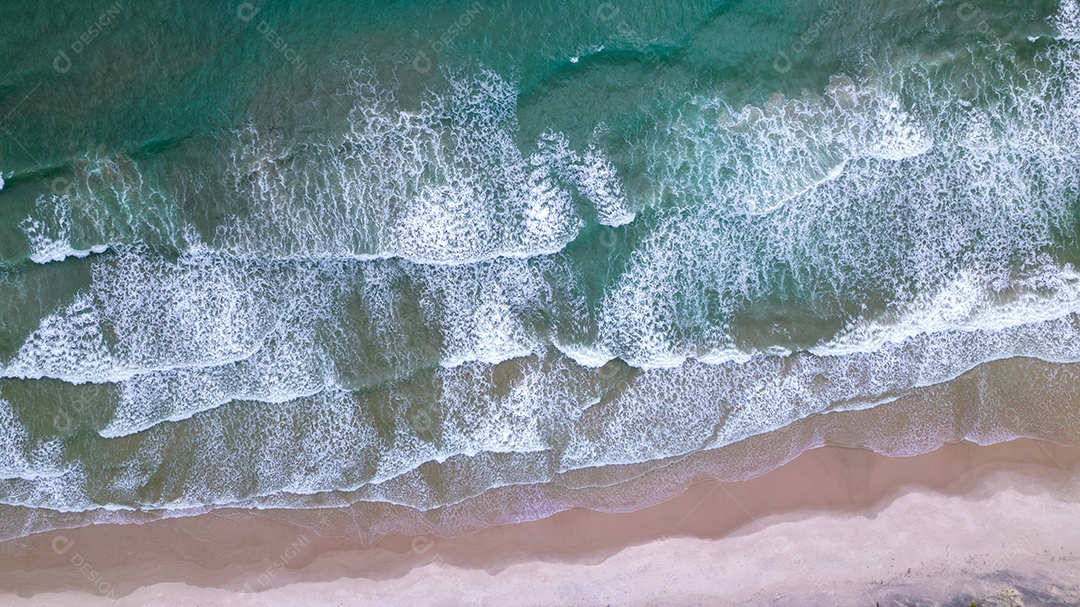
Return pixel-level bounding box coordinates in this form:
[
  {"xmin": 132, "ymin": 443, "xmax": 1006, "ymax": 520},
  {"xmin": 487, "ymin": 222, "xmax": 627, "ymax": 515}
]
[{"xmin": 2, "ymin": 438, "xmax": 1078, "ymax": 607}]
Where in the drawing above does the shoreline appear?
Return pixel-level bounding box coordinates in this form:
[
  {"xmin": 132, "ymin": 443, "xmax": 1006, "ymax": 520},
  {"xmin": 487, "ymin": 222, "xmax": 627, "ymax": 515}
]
[{"xmin": 1, "ymin": 437, "xmax": 1078, "ymax": 605}]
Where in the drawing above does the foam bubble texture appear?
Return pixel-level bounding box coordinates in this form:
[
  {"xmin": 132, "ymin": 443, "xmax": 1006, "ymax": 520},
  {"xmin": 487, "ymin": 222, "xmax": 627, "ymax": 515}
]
[
  {"xmin": 18, "ymin": 149, "xmax": 184, "ymax": 264},
  {"xmin": 2, "ymin": 41, "xmax": 1080, "ymax": 519},
  {"xmin": 216, "ymin": 65, "xmax": 631, "ymax": 264},
  {"xmin": 1054, "ymin": 0, "xmax": 1080, "ymax": 39}
]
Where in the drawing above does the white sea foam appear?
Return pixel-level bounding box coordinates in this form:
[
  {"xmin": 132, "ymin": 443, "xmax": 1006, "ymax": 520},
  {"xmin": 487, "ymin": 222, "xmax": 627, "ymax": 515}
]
[
  {"xmin": 4, "ymin": 46, "xmax": 1080, "ymax": 518},
  {"xmin": 0, "ymin": 399, "xmax": 90, "ymax": 511},
  {"xmin": 0, "ymin": 399, "xmax": 42, "ymax": 481},
  {"xmin": 599, "ymin": 45, "xmax": 1080, "ymax": 369},
  {"xmin": 414, "ymin": 258, "xmax": 550, "ymax": 367},
  {"xmin": 2, "ymin": 247, "xmax": 566, "ymax": 436},
  {"xmin": 18, "ymin": 150, "xmax": 182, "ymax": 265},
  {"xmin": 643, "ymin": 77, "xmax": 934, "ymax": 219},
  {"xmin": 1053, "ymin": 0, "xmax": 1080, "ymax": 40},
  {"xmin": 164, "ymin": 356, "xmax": 586, "ymax": 508},
  {"xmin": 3, "ymin": 293, "xmax": 116, "ymax": 383},
  {"xmin": 3, "ymin": 250, "xmax": 278, "ymax": 383},
  {"xmin": 559, "ymin": 310, "xmax": 1080, "ymax": 472},
  {"xmin": 551, "ymin": 340, "xmax": 616, "ymax": 368},
  {"xmin": 816, "ymin": 266, "xmax": 1080, "ymax": 357},
  {"xmin": 100, "ymin": 323, "xmax": 337, "ymax": 438},
  {"xmin": 216, "ymin": 65, "xmax": 629, "ymax": 265},
  {"xmin": 21, "ymin": 196, "xmax": 110, "ymax": 262},
  {"xmin": 12, "ymin": 66, "xmax": 627, "ymax": 267},
  {"xmin": 6, "ymin": 304, "xmax": 1080, "ymax": 513},
  {"xmin": 577, "ymin": 143, "xmax": 634, "ymax": 226},
  {"xmin": 20, "ymin": 299, "xmax": 1080, "ymax": 513}
]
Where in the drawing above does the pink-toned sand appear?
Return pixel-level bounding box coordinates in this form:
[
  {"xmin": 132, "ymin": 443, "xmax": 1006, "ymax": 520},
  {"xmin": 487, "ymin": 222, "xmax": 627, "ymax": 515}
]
[{"xmin": 1, "ymin": 438, "xmax": 1078, "ymax": 606}]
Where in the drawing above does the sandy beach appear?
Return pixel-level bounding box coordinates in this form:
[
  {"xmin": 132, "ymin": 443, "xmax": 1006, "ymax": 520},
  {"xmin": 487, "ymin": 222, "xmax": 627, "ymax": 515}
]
[{"xmin": 1, "ymin": 437, "xmax": 1077, "ymax": 606}]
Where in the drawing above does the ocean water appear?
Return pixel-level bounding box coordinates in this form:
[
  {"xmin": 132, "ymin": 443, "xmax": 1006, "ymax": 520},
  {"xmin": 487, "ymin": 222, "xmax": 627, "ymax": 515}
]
[{"xmin": 1, "ymin": 0, "xmax": 1079, "ymax": 540}]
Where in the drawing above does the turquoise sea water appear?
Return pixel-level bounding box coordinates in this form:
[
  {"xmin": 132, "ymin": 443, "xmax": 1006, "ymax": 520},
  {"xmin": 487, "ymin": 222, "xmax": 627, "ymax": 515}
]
[{"xmin": 0, "ymin": 0, "xmax": 1079, "ymax": 539}]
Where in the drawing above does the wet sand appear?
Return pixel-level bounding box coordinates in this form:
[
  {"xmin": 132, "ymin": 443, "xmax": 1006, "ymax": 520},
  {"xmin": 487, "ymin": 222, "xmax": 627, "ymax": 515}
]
[{"xmin": 1, "ymin": 437, "xmax": 1078, "ymax": 606}]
